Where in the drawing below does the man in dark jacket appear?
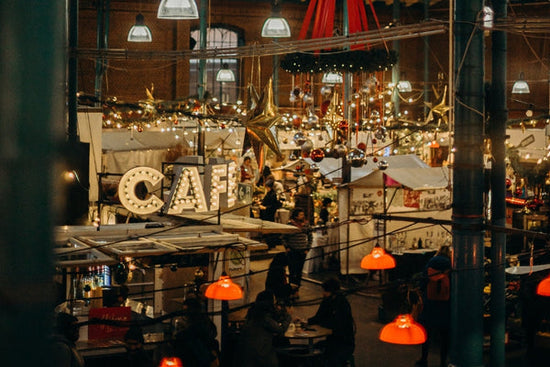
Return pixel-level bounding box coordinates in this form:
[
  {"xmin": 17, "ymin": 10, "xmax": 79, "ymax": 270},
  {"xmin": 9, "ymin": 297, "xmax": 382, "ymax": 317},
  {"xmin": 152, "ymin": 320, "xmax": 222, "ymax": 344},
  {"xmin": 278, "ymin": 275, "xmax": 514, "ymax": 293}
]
[
  {"xmin": 308, "ymin": 278, "xmax": 355, "ymax": 367},
  {"xmin": 282, "ymin": 208, "xmax": 312, "ymax": 296}
]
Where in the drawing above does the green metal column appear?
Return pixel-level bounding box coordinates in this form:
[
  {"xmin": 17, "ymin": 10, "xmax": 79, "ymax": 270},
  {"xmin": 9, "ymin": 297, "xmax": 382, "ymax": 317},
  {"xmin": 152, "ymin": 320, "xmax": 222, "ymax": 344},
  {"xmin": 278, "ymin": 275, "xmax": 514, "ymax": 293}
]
[
  {"xmin": 489, "ymin": 0, "xmax": 508, "ymax": 365},
  {"xmin": 0, "ymin": 0, "xmax": 63, "ymax": 365},
  {"xmin": 451, "ymin": 0, "xmax": 486, "ymax": 366},
  {"xmin": 94, "ymin": 0, "xmax": 110, "ymax": 102},
  {"xmin": 68, "ymin": 0, "xmax": 79, "ymax": 143},
  {"xmin": 341, "ymin": 0, "xmax": 351, "ymax": 184},
  {"xmin": 423, "ymin": 0, "xmax": 430, "ymax": 118}
]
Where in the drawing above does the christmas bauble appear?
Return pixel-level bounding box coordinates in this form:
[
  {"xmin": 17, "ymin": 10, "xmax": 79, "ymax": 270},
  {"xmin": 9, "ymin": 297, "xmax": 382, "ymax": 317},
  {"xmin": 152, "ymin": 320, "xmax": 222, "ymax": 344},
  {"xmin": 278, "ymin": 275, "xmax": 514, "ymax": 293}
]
[{"xmin": 310, "ymin": 149, "xmax": 325, "ymax": 162}]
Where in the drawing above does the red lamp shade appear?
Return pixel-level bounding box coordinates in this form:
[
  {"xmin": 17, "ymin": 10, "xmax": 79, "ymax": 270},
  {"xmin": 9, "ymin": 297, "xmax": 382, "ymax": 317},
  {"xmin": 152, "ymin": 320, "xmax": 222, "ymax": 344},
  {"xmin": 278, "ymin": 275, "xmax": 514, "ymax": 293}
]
[
  {"xmin": 536, "ymin": 275, "xmax": 550, "ymax": 296},
  {"xmin": 379, "ymin": 314, "xmax": 427, "ymax": 345},
  {"xmin": 360, "ymin": 246, "xmax": 396, "ymax": 270},
  {"xmin": 205, "ymin": 275, "xmax": 243, "ymax": 300},
  {"xmin": 159, "ymin": 357, "xmax": 183, "ymax": 367}
]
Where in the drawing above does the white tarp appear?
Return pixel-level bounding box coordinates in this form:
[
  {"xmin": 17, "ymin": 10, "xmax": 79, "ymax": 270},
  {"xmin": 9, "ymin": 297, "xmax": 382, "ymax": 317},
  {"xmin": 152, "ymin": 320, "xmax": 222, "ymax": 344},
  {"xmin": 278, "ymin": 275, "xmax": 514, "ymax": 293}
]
[
  {"xmin": 349, "ymin": 165, "xmax": 451, "ymax": 190},
  {"xmin": 306, "ymin": 154, "xmax": 429, "ymax": 182}
]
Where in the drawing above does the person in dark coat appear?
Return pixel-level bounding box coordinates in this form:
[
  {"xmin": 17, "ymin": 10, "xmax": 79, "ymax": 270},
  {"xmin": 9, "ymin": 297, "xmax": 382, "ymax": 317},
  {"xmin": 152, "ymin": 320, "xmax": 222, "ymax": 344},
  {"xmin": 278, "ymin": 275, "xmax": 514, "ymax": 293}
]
[
  {"xmin": 416, "ymin": 245, "xmax": 452, "ymax": 367},
  {"xmin": 282, "ymin": 208, "xmax": 312, "ymax": 296},
  {"xmin": 307, "ymin": 277, "xmax": 355, "ymax": 367},
  {"xmin": 265, "ymin": 252, "xmax": 296, "ymax": 304},
  {"xmin": 259, "ymin": 179, "xmax": 282, "ymax": 222},
  {"xmin": 173, "ymin": 297, "xmax": 219, "ymax": 367},
  {"xmin": 51, "ymin": 312, "xmax": 85, "ymax": 367},
  {"xmin": 318, "ymin": 197, "xmax": 333, "ymax": 225},
  {"xmin": 237, "ymin": 290, "xmax": 291, "ymax": 367},
  {"xmin": 117, "ymin": 326, "xmax": 154, "ymax": 367}
]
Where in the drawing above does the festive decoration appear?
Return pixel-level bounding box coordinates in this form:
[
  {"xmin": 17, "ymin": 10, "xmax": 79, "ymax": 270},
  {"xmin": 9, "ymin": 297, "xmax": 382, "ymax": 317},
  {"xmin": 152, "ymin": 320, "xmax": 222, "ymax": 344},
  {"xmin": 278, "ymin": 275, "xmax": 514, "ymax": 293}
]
[
  {"xmin": 159, "ymin": 357, "xmax": 183, "ymax": 367},
  {"xmin": 280, "ymin": 49, "xmax": 398, "ymax": 74},
  {"xmin": 242, "ymin": 78, "xmax": 283, "ymax": 171},
  {"xmin": 379, "ymin": 314, "xmax": 427, "ymax": 345},
  {"xmin": 425, "ymin": 85, "xmax": 450, "ymax": 126},
  {"xmin": 205, "ymin": 274, "xmax": 243, "ymax": 300},
  {"xmin": 377, "ymin": 160, "xmax": 389, "ymax": 170},
  {"xmin": 310, "ymin": 148, "xmax": 325, "ymax": 162},
  {"xmin": 348, "ymin": 148, "xmax": 366, "ymax": 168},
  {"xmin": 322, "ymin": 91, "xmax": 344, "ymax": 143}
]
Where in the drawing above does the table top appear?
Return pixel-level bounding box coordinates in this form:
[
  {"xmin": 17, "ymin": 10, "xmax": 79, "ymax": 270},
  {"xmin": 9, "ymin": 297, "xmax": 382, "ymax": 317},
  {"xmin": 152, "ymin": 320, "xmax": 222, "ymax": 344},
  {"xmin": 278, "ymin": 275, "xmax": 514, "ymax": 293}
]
[{"xmin": 284, "ymin": 324, "xmax": 332, "ymax": 340}]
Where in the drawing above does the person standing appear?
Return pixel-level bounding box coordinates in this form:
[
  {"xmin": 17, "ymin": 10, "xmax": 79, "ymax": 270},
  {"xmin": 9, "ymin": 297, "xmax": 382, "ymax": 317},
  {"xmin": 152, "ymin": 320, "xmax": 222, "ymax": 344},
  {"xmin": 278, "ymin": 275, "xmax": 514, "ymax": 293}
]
[
  {"xmin": 265, "ymin": 252, "xmax": 296, "ymax": 304},
  {"xmin": 259, "ymin": 179, "xmax": 282, "ymax": 222},
  {"xmin": 51, "ymin": 312, "xmax": 85, "ymax": 367},
  {"xmin": 240, "ymin": 156, "xmax": 256, "ymax": 184},
  {"xmin": 416, "ymin": 245, "xmax": 452, "ymax": 367},
  {"xmin": 307, "ymin": 277, "xmax": 355, "ymax": 367},
  {"xmin": 282, "ymin": 208, "xmax": 312, "ymax": 297},
  {"xmin": 236, "ymin": 290, "xmax": 291, "ymax": 367}
]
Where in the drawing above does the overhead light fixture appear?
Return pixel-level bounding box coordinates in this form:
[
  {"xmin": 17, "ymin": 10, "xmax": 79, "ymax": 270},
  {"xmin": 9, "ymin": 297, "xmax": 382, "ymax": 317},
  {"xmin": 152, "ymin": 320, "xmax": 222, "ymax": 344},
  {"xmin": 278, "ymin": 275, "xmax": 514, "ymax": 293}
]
[
  {"xmin": 322, "ymin": 72, "xmax": 343, "ymax": 85},
  {"xmin": 127, "ymin": 13, "xmax": 152, "ymax": 42},
  {"xmin": 261, "ymin": 17, "xmax": 291, "ymax": 38},
  {"xmin": 379, "ymin": 314, "xmax": 427, "ymax": 345},
  {"xmin": 157, "ymin": 0, "xmax": 199, "ymax": 20},
  {"xmin": 216, "ymin": 64, "xmax": 236, "ymax": 83},
  {"xmin": 512, "ymin": 72, "xmax": 530, "ymax": 94},
  {"xmin": 261, "ymin": 1, "xmax": 291, "ymax": 38},
  {"xmin": 205, "ymin": 274, "xmax": 243, "ymax": 300},
  {"xmin": 397, "ymin": 80, "xmax": 412, "ymax": 93},
  {"xmin": 360, "ymin": 244, "xmax": 396, "ymax": 270},
  {"xmin": 536, "ymin": 275, "xmax": 550, "ymax": 296},
  {"xmin": 482, "ymin": 6, "xmax": 494, "ymax": 29}
]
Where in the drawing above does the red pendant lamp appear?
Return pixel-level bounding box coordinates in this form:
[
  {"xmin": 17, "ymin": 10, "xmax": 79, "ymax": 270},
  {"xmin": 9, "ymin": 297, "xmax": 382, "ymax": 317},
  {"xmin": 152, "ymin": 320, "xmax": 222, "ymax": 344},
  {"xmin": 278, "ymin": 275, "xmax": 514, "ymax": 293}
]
[
  {"xmin": 379, "ymin": 314, "xmax": 427, "ymax": 345},
  {"xmin": 536, "ymin": 275, "xmax": 550, "ymax": 296},
  {"xmin": 205, "ymin": 274, "xmax": 243, "ymax": 300},
  {"xmin": 159, "ymin": 357, "xmax": 183, "ymax": 367},
  {"xmin": 360, "ymin": 245, "xmax": 396, "ymax": 270}
]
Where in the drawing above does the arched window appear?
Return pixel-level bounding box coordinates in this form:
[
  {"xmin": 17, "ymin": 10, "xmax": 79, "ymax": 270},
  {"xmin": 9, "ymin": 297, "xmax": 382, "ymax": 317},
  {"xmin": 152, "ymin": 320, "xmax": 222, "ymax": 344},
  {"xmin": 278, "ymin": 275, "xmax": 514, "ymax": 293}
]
[{"xmin": 189, "ymin": 26, "xmax": 242, "ymax": 103}]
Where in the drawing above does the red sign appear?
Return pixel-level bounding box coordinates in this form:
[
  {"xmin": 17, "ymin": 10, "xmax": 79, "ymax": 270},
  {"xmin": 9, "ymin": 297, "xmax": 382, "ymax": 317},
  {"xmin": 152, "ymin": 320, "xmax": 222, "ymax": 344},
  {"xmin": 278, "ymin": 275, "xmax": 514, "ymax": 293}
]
[{"xmin": 88, "ymin": 307, "xmax": 131, "ymax": 340}]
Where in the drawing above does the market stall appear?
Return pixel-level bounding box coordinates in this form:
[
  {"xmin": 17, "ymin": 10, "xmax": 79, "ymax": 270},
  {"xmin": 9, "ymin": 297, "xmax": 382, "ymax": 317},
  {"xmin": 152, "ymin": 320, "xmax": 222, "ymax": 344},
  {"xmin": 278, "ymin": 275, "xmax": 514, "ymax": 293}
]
[{"xmin": 337, "ymin": 157, "xmax": 452, "ymax": 274}]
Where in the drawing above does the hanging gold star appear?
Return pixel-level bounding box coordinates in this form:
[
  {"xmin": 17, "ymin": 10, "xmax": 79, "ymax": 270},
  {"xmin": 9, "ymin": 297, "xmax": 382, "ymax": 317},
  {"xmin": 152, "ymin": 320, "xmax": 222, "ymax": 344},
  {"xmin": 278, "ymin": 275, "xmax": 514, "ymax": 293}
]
[
  {"xmin": 322, "ymin": 91, "xmax": 344, "ymax": 143},
  {"xmin": 425, "ymin": 85, "xmax": 450, "ymax": 126},
  {"xmin": 242, "ymin": 78, "xmax": 283, "ymax": 171}
]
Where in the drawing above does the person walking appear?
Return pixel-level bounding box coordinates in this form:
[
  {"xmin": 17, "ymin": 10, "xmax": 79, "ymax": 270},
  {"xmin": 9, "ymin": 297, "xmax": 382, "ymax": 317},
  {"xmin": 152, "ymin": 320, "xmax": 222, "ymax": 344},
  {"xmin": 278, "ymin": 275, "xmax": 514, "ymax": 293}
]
[
  {"xmin": 265, "ymin": 252, "xmax": 297, "ymax": 305},
  {"xmin": 307, "ymin": 277, "xmax": 355, "ymax": 367},
  {"xmin": 282, "ymin": 208, "xmax": 312, "ymax": 298},
  {"xmin": 415, "ymin": 245, "xmax": 452, "ymax": 367}
]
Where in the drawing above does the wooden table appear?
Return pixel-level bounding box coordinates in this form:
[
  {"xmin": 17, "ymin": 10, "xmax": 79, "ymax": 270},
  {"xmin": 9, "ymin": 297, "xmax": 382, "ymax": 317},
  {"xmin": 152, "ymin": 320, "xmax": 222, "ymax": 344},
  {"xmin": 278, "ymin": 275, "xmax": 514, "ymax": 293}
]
[{"xmin": 284, "ymin": 324, "xmax": 332, "ymax": 350}]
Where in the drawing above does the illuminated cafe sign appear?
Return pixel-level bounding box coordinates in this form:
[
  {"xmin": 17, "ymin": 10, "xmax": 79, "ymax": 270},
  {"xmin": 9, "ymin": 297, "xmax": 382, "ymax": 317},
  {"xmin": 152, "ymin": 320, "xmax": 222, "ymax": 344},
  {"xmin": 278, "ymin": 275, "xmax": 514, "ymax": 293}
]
[{"xmin": 118, "ymin": 161, "xmax": 238, "ymax": 215}]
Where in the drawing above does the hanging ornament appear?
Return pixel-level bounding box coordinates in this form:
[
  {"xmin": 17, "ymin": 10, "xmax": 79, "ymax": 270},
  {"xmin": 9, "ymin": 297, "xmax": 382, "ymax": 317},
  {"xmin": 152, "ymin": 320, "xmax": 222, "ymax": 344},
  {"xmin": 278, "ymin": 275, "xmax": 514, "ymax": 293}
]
[
  {"xmin": 333, "ymin": 144, "xmax": 348, "ymax": 158},
  {"xmin": 377, "ymin": 160, "xmax": 389, "ymax": 170},
  {"xmin": 301, "ymin": 139, "xmax": 314, "ymax": 156},
  {"xmin": 282, "ymin": 137, "xmax": 289, "ymax": 144},
  {"xmin": 292, "ymin": 116, "xmax": 303, "ymax": 129},
  {"xmin": 348, "ymin": 148, "xmax": 366, "ymax": 168},
  {"xmin": 322, "ymin": 91, "xmax": 344, "ymax": 143},
  {"xmin": 310, "ymin": 148, "xmax": 325, "ymax": 163},
  {"xmin": 303, "ymin": 93, "xmax": 314, "ymax": 104},
  {"xmin": 321, "ymin": 86, "xmax": 332, "ymax": 97},
  {"xmin": 241, "ymin": 78, "xmax": 283, "ymax": 171},
  {"xmin": 289, "ymin": 93, "xmax": 298, "ymax": 103},
  {"xmin": 357, "ymin": 142, "xmax": 367, "ymax": 151},
  {"xmin": 289, "ymin": 152, "xmax": 297, "ymax": 161},
  {"xmin": 308, "ymin": 113, "xmax": 319, "ymax": 125},
  {"xmin": 294, "ymin": 131, "xmax": 307, "ymax": 146},
  {"xmin": 374, "ymin": 126, "xmax": 387, "ymax": 140},
  {"xmin": 425, "ymin": 85, "xmax": 450, "ymax": 126}
]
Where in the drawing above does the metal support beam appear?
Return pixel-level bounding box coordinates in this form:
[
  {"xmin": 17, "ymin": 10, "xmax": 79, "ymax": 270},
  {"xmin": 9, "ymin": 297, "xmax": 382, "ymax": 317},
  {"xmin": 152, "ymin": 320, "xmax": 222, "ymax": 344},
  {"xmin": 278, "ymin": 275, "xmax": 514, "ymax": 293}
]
[
  {"xmin": 0, "ymin": 0, "xmax": 63, "ymax": 364},
  {"xmin": 451, "ymin": 0, "xmax": 486, "ymax": 365},
  {"xmin": 489, "ymin": 1, "xmax": 508, "ymax": 364}
]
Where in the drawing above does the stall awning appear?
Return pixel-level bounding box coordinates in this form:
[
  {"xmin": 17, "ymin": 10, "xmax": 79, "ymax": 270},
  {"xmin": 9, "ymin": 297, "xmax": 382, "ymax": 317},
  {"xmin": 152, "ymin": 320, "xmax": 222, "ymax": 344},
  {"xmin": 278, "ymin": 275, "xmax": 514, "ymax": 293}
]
[
  {"xmin": 306, "ymin": 154, "xmax": 429, "ymax": 182},
  {"xmin": 349, "ymin": 165, "xmax": 451, "ymax": 190}
]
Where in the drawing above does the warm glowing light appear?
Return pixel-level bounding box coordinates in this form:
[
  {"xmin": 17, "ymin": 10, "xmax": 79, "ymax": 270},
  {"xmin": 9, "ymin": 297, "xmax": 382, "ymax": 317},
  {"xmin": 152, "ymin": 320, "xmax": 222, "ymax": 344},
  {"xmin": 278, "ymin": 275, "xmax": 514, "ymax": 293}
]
[
  {"xmin": 159, "ymin": 357, "xmax": 183, "ymax": 367},
  {"xmin": 205, "ymin": 275, "xmax": 243, "ymax": 300},
  {"xmin": 360, "ymin": 246, "xmax": 396, "ymax": 270},
  {"xmin": 536, "ymin": 275, "xmax": 550, "ymax": 296},
  {"xmin": 379, "ymin": 314, "xmax": 427, "ymax": 345}
]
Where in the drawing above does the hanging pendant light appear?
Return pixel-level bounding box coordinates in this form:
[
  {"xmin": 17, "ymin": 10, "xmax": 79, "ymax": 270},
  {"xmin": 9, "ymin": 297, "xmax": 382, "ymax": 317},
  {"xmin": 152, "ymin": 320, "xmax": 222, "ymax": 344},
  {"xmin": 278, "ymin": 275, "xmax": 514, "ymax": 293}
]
[
  {"xmin": 379, "ymin": 314, "xmax": 427, "ymax": 345},
  {"xmin": 512, "ymin": 72, "xmax": 530, "ymax": 94},
  {"xmin": 261, "ymin": 1, "xmax": 291, "ymax": 38},
  {"xmin": 360, "ymin": 244, "xmax": 396, "ymax": 270},
  {"xmin": 536, "ymin": 275, "xmax": 550, "ymax": 296},
  {"xmin": 159, "ymin": 357, "xmax": 183, "ymax": 367},
  {"xmin": 205, "ymin": 274, "xmax": 243, "ymax": 300},
  {"xmin": 322, "ymin": 72, "xmax": 343, "ymax": 85},
  {"xmin": 216, "ymin": 64, "xmax": 236, "ymax": 83},
  {"xmin": 127, "ymin": 13, "xmax": 152, "ymax": 42},
  {"xmin": 157, "ymin": 0, "xmax": 199, "ymax": 20}
]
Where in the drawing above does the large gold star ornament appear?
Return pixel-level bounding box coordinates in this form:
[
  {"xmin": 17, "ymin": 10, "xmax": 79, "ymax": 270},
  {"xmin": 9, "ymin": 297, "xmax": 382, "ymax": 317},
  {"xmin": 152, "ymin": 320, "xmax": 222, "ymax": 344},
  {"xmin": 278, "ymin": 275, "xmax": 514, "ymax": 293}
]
[
  {"xmin": 242, "ymin": 78, "xmax": 283, "ymax": 171},
  {"xmin": 425, "ymin": 85, "xmax": 450, "ymax": 126}
]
